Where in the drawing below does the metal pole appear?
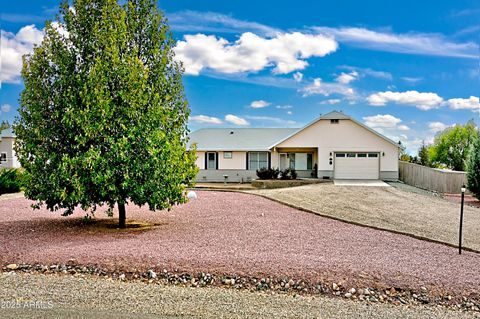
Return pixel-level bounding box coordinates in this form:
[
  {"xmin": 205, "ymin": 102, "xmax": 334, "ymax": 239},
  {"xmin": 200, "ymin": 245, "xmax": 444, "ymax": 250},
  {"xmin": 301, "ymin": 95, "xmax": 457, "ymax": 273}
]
[{"xmin": 459, "ymin": 185, "xmax": 465, "ymax": 254}]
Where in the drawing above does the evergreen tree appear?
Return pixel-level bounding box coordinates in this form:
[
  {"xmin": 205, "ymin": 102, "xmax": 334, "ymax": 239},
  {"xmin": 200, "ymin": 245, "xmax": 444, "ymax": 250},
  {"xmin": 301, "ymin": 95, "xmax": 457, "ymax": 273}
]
[{"xmin": 467, "ymin": 133, "xmax": 480, "ymax": 199}]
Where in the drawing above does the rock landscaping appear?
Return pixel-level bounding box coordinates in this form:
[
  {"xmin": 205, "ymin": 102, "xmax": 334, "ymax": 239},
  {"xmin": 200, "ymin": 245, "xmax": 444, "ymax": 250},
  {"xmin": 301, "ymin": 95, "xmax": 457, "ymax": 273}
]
[{"xmin": 2, "ymin": 262, "xmax": 479, "ymax": 313}]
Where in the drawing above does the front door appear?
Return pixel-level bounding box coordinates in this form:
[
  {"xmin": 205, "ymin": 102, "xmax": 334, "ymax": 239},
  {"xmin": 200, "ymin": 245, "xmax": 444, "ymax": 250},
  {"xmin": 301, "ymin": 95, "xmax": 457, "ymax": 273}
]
[{"xmin": 206, "ymin": 152, "xmax": 217, "ymax": 170}]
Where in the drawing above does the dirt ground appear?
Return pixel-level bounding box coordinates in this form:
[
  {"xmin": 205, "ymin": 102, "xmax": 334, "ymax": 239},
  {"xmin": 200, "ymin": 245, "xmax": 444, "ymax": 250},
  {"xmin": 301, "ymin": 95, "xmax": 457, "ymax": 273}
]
[
  {"xmin": 249, "ymin": 183, "xmax": 480, "ymax": 252},
  {"xmin": 0, "ymin": 191, "xmax": 479, "ymax": 299}
]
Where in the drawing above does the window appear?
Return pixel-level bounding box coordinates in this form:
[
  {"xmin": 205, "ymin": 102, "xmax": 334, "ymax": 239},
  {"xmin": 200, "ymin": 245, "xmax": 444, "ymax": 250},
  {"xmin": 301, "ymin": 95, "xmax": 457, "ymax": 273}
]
[
  {"xmin": 207, "ymin": 152, "xmax": 217, "ymax": 170},
  {"xmin": 357, "ymin": 153, "xmax": 367, "ymax": 158},
  {"xmin": 347, "ymin": 153, "xmax": 356, "ymax": 158},
  {"xmin": 223, "ymin": 152, "xmax": 232, "ymax": 159},
  {"xmin": 335, "ymin": 153, "xmax": 346, "ymax": 158},
  {"xmin": 248, "ymin": 152, "xmax": 268, "ymax": 170},
  {"xmin": 330, "ymin": 119, "xmax": 339, "ymax": 124},
  {"xmin": 368, "ymin": 153, "xmax": 379, "ymax": 158},
  {"xmin": 0, "ymin": 153, "xmax": 6, "ymax": 162}
]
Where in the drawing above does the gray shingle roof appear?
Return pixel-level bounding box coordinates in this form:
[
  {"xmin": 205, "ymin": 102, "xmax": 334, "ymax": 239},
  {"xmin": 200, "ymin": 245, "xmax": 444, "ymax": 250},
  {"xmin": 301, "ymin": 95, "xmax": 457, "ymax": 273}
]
[
  {"xmin": 188, "ymin": 128, "xmax": 297, "ymax": 151},
  {"xmin": 0, "ymin": 128, "xmax": 15, "ymax": 138}
]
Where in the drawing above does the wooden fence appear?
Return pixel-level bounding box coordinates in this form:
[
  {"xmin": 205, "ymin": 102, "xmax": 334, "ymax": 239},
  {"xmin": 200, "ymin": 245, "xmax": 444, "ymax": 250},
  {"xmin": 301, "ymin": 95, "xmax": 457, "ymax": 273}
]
[{"xmin": 398, "ymin": 161, "xmax": 467, "ymax": 194}]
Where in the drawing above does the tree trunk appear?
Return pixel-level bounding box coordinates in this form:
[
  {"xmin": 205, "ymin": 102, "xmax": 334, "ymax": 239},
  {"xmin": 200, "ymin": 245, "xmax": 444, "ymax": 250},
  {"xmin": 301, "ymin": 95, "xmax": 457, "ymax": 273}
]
[{"xmin": 118, "ymin": 202, "xmax": 126, "ymax": 229}]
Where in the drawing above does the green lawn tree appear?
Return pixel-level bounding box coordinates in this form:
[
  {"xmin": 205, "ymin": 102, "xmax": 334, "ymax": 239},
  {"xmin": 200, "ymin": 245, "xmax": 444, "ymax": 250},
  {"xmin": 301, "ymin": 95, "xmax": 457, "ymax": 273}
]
[
  {"xmin": 428, "ymin": 121, "xmax": 478, "ymax": 171},
  {"xmin": 14, "ymin": 0, "xmax": 197, "ymax": 228},
  {"xmin": 467, "ymin": 132, "xmax": 480, "ymax": 199}
]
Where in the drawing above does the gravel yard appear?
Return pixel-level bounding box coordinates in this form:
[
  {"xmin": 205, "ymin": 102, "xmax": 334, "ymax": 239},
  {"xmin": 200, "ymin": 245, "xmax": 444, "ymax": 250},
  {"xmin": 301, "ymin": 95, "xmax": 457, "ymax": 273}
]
[
  {"xmin": 250, "ymin": 183, "xmax": 480, "ymax": 252},
  {"xmin": 1, "ymin": 190, "xmax": 479, "ymax": 301},
  {"xmin": 0, "ymin": 272, "xmax": 476, "ymax": 319}
]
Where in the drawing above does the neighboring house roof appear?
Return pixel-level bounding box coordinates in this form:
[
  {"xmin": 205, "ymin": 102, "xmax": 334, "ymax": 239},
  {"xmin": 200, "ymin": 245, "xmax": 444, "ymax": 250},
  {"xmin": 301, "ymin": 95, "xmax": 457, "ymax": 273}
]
[
  {"xmin": 269, "ymin": 110, "xmax": 403, "ymax": 149},
  {"xmin": 188, "ymin": 128, "xmax": 297, "ymax": 151},
  {"xmin": 0, "ymin": 128, "xmax": 15, "ymax": 138}
]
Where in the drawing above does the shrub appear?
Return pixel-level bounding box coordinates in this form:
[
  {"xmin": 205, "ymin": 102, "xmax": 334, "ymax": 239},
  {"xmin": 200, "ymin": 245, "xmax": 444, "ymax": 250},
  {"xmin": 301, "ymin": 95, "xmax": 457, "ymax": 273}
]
[
  {"xmin": 280, "ymin": 168, "xmax": 297, "ymax": 180},
  {"xmin": 0, "ymin": 168, "xmax": 23, "ymax": 195},
  {"xmin": 256, "ymin": 167, "xmax": 280, "ymax": 180},
  {"xmin": 467, "ymin": 135, "xmax": 480, "ymax": 199}
]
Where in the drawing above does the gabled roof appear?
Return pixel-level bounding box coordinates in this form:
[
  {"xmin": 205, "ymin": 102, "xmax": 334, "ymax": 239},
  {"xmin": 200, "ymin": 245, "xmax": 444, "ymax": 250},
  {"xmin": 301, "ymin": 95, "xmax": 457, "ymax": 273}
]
[
  {"xmin": 269, "ymin": 110, "xmax": 402, "ymax": 149},
  {"xmin": 0, "ymin": 128, "xmax": 15, "ymax": 138},
  {"xmin": 188, "ymin": 128, "xmax": 297, "ymax": 151}
]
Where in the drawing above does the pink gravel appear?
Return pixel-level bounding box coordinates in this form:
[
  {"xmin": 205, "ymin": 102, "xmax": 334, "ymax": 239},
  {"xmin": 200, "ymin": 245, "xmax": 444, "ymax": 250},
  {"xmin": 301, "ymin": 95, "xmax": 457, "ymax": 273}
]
[{"xmin": 1, "ymin": 191, "xmax": 479, "ymax": 297}]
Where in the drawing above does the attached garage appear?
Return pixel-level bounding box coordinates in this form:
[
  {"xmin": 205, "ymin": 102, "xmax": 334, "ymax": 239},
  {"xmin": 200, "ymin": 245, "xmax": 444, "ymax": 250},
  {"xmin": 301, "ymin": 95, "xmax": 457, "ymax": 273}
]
[{"xmin": 334, "ymin": 152, "xmax": 380, "ymax": 180}]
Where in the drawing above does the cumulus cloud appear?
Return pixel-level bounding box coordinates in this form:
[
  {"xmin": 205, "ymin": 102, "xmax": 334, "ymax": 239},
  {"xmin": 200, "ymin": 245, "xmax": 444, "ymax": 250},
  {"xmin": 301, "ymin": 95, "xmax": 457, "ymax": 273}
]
[
  {"xmin": 428, "ymin": 122, "xmax": 451, "ymax": 133},
  {"xmin": 250, "ymin": 100, "xmax": 271, "ymax": 108},
  {"xmin": 447, "ymin": 96, "xmax": 479, "ymax": 111},
  {"xmin": 335, "ymin": 71, "xmax": 358, "ymax": 84},
  {"xmin": 300, "ymin": 78, "xmax": 355, "ymax": 97},
  {"xmin": 174, "ymin": 32, "xmax": 338, "ymax": 75},
  {"xmin": 314, "ymin": 26, "xmax": 479, "ymax": 59},
  {"xmin": 1, "ymin": 25, "xmax": 44, "ymax": 85},
  {"xmin": 1, "ymin": 104, "xmax": 12, "ymax": 113},
  {"xmin": 190, "ymin": 115, "xmax": 223, "ymax": 124},
  {"xmin": 225, "ymin": 114, "xmax": 249, "ymax": 126},
  {"xmin": 320, "ymin": 99, "xmax": 341, "ymax": 105},
  {"xmin": 366, "ymin": 90, "xmax": 444, "ymax": 110},
  {"xmin": 363, "ymin": 114, "xmax": 402, "ymax": 128},
  {"xmin": 293, "ymin": 72, "xmax": 303, "ymax": 82}
]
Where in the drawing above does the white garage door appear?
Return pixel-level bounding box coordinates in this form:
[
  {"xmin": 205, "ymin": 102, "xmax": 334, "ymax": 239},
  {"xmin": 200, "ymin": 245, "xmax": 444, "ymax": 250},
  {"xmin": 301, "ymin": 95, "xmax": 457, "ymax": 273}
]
[{"xmin": 334, "ymin": 152, "xmax": 379, "ymax": 180}]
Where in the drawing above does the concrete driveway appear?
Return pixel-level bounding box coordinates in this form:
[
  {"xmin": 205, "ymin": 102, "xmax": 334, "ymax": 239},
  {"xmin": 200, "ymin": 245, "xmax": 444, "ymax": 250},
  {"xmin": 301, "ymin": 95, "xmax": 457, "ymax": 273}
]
[{"xmin": 334, "ymin": 180, "xmax": 390, "ymax": 187}]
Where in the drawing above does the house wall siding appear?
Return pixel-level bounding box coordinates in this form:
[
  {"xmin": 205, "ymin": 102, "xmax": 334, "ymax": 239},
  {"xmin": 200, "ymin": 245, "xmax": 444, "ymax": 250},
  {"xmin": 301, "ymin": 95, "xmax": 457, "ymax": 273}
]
[
  {"xmin": 0, "ymin": 137, "xmax": 20, "ymax": 169},
  {"xmin": 275, "ymin": 119, "xmax": 399, "ymax": 176}
]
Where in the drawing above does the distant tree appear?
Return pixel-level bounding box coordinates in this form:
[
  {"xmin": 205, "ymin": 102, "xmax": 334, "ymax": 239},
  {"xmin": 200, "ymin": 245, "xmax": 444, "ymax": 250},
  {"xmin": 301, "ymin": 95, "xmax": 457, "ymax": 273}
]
[
  {"xmin": 467, "ymin": 133, "xmax": 480, "ymax": 199},
  {"xmin": 417, "ymin": 141, "xmax": 430, "ymax": 167},
  {"xmin": 399, "ymin": 153, "xmax": 411, "ymax": 162},
  {"xmin": 429, "ymin": 121, "xmax": 478, "ymax": 171},
  {"xmin": 0, "ymin": 121, "xmax": 10, "ymax": 130},
  {"xmin": 14, "ymin": 0, "xmax": 197, "ymax": 228}
]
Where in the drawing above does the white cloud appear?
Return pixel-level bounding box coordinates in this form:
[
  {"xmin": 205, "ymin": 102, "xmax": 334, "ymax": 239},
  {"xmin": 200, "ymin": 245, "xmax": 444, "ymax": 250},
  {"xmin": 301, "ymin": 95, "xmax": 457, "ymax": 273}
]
[
  {"xmin": 225, "ymin": 114, "xmax": 249, "ymax": 126},
  {"xmin": 335, "ymin": 71, "xmax": 358, "ymax": 84},
  {"xmin": 363, "ymin": 114, "xmax": 402, "ymax": 128},
  {"xmin": 314, "ymin": 26, "xmax": 478, "ymax": 59},
  {"xmin": 293, "ymin": 72, "xmax": 303, "ymax": 82},
  {"xmin": 366, "ymin": 90, "xmax": 444, "ymax": 110},
  {"xmin": 1, "ymin": 104, "xmax": 12, "ymax": 113},
  {"xmin": 276, "ymin": 105, "xmax": 292, "ymax": 109},
  {"xmin": 1, "ymin": 25, "xmax": 44, "ymax": 85},
  {"xmin": 447, "ymin": 96, "xmax": 479, "ymax": 111},
  {"xmin": 286, "ymin": 111, "xmax": 293, "ymax": 115},
  {"xmin": 250, "ymin": 100, "xmax": 271, "ymax": 108},
  {"xmin": 428, "ymin": 122, "xmax": 451, "ymax": 133},
  {"xmin": 320, "ymin": 99, "xmax": 341, "ymax": 105},
  {"xmin": 245, "ymin": 115, "xmax": 296, "ymax": 126},
  {"xmin": 300, "ymin": 78, "xmax": 354, "ymax": 97},
  {"xmin": 174, "ymin": 32, "xmax": 338, "ymax": 75},
  {"xmin": 168, "ymin": 11, "xmax": 281, "ymax": 37},
  {"xmin": 190, "ymin": 115, "xmax": 223, "ymax": 124},
  {"xmin": 401, "ymin": 77, "xmax": 423, "ymax": 84}
]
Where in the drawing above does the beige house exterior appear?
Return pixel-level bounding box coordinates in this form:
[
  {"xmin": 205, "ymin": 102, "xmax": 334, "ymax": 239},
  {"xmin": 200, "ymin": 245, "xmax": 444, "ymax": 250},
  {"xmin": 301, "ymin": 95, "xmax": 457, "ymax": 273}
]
[
  {"xmin": 188, "ymin": 111, "xmax": 402, "ymax": 182},
  {"xmin": 0, "ymin": 128, "xmax": 20, "ymax": 169}
]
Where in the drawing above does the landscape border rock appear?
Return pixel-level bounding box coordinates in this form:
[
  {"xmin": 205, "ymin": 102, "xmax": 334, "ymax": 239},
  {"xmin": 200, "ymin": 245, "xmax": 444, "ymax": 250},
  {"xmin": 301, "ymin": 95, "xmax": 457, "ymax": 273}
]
[
  {"xmin": 2, "ymin": 262, "xmax": 479, "ymax": 313},
  {"xmin": 252, "ymin": 179, "xmax": 330, "ymax": 189}
]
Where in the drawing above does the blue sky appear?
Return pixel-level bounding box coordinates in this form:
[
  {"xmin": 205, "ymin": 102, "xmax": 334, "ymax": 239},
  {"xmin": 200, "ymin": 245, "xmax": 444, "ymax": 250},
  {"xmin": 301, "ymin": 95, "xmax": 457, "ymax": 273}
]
[{"xmin": 1, "ymin": 0, "xmax": 479, "ymax": 153}]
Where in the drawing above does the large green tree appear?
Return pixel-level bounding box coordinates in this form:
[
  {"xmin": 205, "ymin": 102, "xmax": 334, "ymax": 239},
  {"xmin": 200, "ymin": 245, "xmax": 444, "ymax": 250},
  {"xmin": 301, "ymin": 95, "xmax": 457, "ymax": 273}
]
[
  {"xmin": 14, "ymin": 0, "xmax": 197, "ymax": 228},
  {"xmin": 429, "ymin": 121, "xmax": 478, "ymax": 171},
  {"xmin": 467, "ymin": 133, "xmax": 480, "ymax": 199}
]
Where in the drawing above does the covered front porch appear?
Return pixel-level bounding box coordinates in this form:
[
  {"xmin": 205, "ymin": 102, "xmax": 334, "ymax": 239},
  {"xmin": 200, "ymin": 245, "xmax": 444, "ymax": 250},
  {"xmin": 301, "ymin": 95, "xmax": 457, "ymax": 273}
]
[{"xmin": 271, "ymin": 147, "xmax": 318, "ymax": 178}]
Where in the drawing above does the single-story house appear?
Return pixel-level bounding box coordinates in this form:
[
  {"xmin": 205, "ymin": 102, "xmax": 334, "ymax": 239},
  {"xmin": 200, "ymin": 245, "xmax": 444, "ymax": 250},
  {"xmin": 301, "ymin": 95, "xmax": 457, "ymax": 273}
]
[
  {"xmin": 0, "ymin": 128, "xmax": 20, "ymax": 169},
  {"xmin": 188, "ymin": 111, "xmax": 402, "ymax": 182}
]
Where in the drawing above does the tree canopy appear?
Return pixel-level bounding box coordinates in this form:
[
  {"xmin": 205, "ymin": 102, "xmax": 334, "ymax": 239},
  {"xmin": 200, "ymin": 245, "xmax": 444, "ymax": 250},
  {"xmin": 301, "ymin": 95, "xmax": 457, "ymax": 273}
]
[
  {"xmin": 428, "ymin": 121, "xmax": 478, "ymax": 171},
  {"xmin": 14, "ymin": 0, "xmax": 197, "ymax": 227},
  {"xmin": 467, "ymin": 132, "xmax": 480, "ymax": 199}
]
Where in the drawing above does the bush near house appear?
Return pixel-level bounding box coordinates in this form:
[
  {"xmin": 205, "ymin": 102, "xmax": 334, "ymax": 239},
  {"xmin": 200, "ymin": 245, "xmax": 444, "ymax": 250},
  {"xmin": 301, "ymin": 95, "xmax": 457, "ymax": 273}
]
[
  {"xmin": 467, "ymin": 135, "xmax": 480, "ymax": 199},
  {"xmin": 256, "ymin": 167, "xmax": 297, "ymax": 180},
  {"xmin": 0, "ymin": 168, "xmax": 23, "ymax": 195},
  {"xmin": 256, "ymin": 167, "xmax": 280, "ymax": 180}
]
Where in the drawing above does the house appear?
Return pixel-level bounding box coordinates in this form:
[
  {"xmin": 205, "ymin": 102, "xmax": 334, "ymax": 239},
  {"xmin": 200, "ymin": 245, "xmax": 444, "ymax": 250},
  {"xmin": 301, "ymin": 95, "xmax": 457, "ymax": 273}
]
[
  {"xmin": 0, "ymin": 128, "xmax": 20, "ymax": 169},
  {"xmin": 188, "ymin": 111, "xmax": 402, "ymax": 182}
]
